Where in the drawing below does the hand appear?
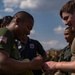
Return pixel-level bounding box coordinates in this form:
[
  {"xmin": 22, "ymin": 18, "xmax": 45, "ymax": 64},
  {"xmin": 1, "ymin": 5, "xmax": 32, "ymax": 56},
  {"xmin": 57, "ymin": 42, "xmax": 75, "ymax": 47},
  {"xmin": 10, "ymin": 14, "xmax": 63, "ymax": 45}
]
[
  {"xmin": 43, "ymin": 61, "xmax": 57, "ymax": 74},
  {"xmin": 30, "ymin": 57, "xmax": 43, "ymax": 70}
]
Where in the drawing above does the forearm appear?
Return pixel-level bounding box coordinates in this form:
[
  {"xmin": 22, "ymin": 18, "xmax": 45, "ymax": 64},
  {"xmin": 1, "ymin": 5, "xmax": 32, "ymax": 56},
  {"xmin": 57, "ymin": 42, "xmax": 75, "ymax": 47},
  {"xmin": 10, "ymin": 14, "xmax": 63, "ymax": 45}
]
[
  {"xmin": 0, "ymin": 50, "xmax": 43, "ymax": 74},
  {"xmin": 56, "ymin": 61, "xmax": 75, "ymax": 73},
  {"xmin": 0, "ymin": 58, "xmax": 32, "ymax": 74}
]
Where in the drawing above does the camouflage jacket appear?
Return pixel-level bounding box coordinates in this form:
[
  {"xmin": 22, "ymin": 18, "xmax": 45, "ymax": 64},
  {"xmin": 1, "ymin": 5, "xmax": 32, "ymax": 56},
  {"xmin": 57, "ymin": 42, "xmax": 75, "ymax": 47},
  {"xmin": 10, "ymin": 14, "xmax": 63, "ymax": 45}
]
[{"xmin": 59, "ymin": 44, "xmax": 72, "ymax": 75}]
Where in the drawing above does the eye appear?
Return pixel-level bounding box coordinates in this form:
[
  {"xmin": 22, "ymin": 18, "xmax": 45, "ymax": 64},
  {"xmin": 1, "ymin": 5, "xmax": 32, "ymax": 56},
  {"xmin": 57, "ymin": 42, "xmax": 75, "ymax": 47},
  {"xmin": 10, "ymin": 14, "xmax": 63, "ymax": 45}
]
[{"xmin": 63, "ymin": 16, "xmax": 69, "ymax": 21}]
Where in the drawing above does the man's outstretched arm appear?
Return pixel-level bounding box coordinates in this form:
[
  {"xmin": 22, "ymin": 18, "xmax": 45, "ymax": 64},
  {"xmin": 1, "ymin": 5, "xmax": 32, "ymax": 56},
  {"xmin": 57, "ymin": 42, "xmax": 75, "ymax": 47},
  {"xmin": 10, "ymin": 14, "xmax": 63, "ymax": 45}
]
[{"xmin": 0, "ymin": 50, "xmax": 43, "ymax": 74}]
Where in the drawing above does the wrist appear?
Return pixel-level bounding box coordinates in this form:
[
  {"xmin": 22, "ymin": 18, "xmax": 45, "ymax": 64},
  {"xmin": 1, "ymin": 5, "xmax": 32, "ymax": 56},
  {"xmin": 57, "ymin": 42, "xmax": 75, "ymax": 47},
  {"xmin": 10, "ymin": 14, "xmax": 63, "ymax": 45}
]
[
  {"xmin": 55, "ymin": 62, "xmax": 62, "ymax": 70},
  {"xmin": 28, "ymin": 62, "xmax": 33, "ymax": 70}
]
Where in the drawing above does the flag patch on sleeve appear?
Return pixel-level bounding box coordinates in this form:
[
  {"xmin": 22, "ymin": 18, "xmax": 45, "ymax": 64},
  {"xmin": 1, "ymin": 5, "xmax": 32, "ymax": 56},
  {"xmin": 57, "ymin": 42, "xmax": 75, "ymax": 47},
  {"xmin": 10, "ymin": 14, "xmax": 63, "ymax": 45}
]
[{"xmin": 0, "ymin": 36, "xmax": 7, "ymax": 43}]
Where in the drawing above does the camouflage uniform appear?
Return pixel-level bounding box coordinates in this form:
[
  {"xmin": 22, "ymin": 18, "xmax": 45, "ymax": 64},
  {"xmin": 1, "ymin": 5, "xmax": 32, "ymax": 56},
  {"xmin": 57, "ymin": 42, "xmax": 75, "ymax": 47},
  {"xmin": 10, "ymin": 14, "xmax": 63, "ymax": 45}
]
[
  {"xmin": 71, "ymin": 38, "xmax": 75, "ymax": 75},
  {"xmin": 59, "ymin": 44, "xmax": 71, "ymax": 62},
  {"xmin": 58, "ymin": 44, "xmax": 72, "ymax": 75}
]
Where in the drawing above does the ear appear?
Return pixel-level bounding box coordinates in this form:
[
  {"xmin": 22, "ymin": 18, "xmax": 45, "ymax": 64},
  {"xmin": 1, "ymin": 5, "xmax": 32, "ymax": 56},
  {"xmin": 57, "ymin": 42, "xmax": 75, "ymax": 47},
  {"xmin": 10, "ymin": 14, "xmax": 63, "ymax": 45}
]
[
  {"xmin": 15, "ymin": 24, "xmax": 18, "ymax": 28},
  {"xmin": 16, "ymin": 18, "xmax": 21, "ymax": 25}
]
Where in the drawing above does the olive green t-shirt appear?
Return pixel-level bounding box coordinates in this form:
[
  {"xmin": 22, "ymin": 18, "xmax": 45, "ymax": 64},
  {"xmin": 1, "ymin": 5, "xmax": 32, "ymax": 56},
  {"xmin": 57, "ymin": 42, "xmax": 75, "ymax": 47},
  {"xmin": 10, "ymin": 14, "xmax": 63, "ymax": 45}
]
[
  {"xmin": 0, "ymin": 27, "xmax": 20, "ymax": 74},
  {"xmin": 0, "ymin": 27, "xmax": 20, "ymax": 59}
]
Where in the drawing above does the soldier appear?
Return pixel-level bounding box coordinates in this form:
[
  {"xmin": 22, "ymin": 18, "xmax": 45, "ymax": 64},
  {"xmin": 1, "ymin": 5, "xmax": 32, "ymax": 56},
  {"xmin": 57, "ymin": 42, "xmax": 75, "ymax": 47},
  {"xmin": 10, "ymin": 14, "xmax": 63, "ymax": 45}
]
[
  {"xmin": 54, "ymin": 26, "xmax": 75, "ymax": 75},
  {"xmin": 59, "ymin": 27, "xmax": 74, "ymax": 62},
  {"xmin": 43, "ymin": 0, "xmax": 75, "ymax": 75},
  {"xmin": 0, "ymin": 11, "xmax": 43, "ymax": 75}
]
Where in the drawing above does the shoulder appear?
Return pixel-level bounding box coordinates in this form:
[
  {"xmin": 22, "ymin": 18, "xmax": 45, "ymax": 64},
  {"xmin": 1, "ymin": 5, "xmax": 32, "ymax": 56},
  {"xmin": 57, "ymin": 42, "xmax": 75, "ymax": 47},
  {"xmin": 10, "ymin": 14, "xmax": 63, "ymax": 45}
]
[
  {"xmin": 71, "ymin": 38, "xmax": 75, "ymax": 51},
  {"xmin": 62, "ymin": 44, "xmax": 70, "ymax": 51},
  {"xmin": 0, "ymin": 27, "xmax": 8, "ymax": 32},
  {"xmin": 0, "ymin": 27, "xmax": 13, "ymax": 43},
  {"xmin": 29, "ymin": 38, "xmax": 40, "ymax": 44},
  {"xmin": 28, "ymin": 37, "xmax": 43, "ymax": 47},
  {"xmin": 0, "ymin": 27, "xmax": 11, "ymax": 35}
]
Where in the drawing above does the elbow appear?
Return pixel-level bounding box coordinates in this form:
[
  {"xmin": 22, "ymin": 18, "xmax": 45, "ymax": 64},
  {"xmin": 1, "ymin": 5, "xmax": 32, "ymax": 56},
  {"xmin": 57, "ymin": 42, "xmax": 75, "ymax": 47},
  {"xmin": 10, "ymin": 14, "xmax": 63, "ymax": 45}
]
[
  {"xmin": 0, "ymin": 56, "xmax": 9, "ymax": 71},
  {"xmin": 0, "ymin": 57, "xmax": 7, "ymax": 71}
]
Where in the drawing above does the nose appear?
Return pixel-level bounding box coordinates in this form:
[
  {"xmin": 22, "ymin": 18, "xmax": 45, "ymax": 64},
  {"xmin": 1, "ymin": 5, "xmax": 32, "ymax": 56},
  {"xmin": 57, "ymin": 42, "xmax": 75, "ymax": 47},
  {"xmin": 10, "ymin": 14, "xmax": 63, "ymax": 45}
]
[
  {"xmin": 64, "ymin": 19, "xmax": 71, "ymax": 26},
  {"xmin": 64, "ymin": 20, "xmax": 69, "ymax": 25}
]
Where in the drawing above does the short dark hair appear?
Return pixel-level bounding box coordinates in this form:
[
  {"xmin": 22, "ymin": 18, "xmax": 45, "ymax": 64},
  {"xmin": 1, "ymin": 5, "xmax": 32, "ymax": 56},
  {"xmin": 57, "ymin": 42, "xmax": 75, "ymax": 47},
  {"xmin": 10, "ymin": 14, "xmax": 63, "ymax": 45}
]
[
  {"xmin": 60, "ymin": 0, "xmax": 75, "ymax": 18},
  {"xmin": 65, "ymin": 26, "xmax": 75, "ymax": 34},
  {"xmin": 13, "ymin": 11, "xmax": 34, "ymax": 24}
]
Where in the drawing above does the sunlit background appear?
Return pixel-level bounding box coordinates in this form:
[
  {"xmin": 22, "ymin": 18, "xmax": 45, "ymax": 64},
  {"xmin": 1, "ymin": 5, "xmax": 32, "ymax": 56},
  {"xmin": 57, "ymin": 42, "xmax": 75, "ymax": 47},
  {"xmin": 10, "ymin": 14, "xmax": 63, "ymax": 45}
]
[{"xmin": 0, "ymin": 0, "xmax": 69, "ymax": 50}]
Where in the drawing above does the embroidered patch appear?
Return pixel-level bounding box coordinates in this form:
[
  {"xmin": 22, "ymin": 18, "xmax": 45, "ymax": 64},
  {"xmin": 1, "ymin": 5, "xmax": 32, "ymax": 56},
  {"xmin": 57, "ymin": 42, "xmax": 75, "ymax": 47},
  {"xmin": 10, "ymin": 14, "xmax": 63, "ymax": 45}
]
[
  {"xmin": 0, "ymin": 36, "xmax": 7, "ymax": 43},
  {"xmin": 30, "ymin": 44, "xmax": 34, "ymax": 49}
]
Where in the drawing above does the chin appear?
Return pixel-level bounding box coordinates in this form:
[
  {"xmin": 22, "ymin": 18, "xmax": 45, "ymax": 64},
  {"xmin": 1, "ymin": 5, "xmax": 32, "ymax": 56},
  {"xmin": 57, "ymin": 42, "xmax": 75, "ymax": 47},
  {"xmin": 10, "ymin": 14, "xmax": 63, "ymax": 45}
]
[{"xmin": 26, "ymin": 33, "xmax": 30, "ymax": 35}]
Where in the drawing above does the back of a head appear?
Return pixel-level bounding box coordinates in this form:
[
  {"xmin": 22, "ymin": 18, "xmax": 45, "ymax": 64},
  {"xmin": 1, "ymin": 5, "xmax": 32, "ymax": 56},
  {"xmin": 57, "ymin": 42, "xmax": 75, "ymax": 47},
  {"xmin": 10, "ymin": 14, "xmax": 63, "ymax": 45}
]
[
  {"xmin": 13, "ymin": 11, "xmax": 34, "ymax": 25},
  {"xmin": 1, "ymin": 16, "xmax": 12, "ymax": 27},
  {"xmin": 60, "ymin": 0, "xmax": 75, "ymax": 18}
]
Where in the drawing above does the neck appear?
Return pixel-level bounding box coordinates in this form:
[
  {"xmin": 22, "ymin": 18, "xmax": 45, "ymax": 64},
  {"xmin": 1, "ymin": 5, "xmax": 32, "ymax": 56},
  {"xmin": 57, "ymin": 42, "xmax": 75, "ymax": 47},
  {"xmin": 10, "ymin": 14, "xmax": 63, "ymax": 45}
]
[
  {"xmin": 20, "ymin": 36, "xmax": 28, "ymax": 44},
  {"xmin": 6, "ymin": 25, "xmax": 14, "ymax": 37}
]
